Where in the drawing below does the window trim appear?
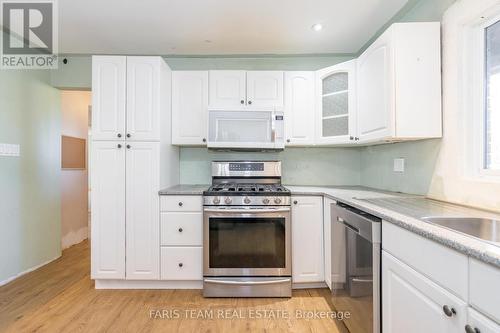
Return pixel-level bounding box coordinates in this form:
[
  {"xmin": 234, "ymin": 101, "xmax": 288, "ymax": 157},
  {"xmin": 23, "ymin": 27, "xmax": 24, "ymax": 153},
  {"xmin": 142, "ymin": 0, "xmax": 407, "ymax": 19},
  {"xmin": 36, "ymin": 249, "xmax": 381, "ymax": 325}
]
[{"xmin": 464, "ymin": 7, "xmax": 500, "ymax": 181}]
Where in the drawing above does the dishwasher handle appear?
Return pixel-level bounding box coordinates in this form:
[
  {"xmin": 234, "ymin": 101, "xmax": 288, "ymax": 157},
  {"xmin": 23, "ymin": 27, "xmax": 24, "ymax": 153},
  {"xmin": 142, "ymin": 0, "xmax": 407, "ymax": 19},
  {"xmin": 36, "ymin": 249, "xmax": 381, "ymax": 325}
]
[{"xmin": 337, "ymin": 217, "xmax": 360, "ymax": 234}]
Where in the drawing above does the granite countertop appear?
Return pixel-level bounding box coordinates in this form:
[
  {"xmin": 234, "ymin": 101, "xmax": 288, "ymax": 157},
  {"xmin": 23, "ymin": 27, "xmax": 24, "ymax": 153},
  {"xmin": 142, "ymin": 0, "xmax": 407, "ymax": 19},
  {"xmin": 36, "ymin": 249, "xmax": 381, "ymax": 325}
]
[
  {"xmin": 159, "ymin": 184, "xmax": 209, "ymax": 195},
  {"xmin": 286, "ymin": 185, "xmax": 500, "ymax": 268},
  {"xmin": 159, "ymin": 184, "xmax": 500, "ymax": 267}
]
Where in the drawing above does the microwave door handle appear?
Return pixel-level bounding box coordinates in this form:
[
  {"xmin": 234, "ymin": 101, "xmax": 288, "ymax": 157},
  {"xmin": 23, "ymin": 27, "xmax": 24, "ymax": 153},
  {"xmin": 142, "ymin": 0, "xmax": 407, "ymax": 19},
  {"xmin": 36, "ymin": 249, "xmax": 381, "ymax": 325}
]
[{"xmin": 271, "ymin": 112, "xmax": 276, "ymax": 143}]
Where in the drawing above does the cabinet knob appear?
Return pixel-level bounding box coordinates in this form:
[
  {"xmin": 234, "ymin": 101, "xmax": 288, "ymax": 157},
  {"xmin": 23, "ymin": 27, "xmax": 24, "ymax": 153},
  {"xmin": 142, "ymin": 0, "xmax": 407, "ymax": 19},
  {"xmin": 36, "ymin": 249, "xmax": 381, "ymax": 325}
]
[
  {"xmin": 293, "ymin": 200, "xmax": 298, "ymax": 205},
  {"xmin": 126, "ymin": 133, "xmax": 131, "ymax": 138},
  {"xmin": 287, "ymin": 139, "xmax": 291, "ymax": 143},
  {"xmin": 465, "ymin": 325, "xmax": 480, "ymax": 333},
  {"xmin": 355, "ymin": 137, "xmax": 360, "ymax": 141},
  {"xmin": 178, "ymin": 202, "xmax": 183, "ymax": 207},
  {"xmin": 202, "ymin": 138, "xmax": 206, "ymax": 143},
  {"xmin": 442, "ymin": 305, "xmax": 456, "ymax": 317},
  {"xmin": 126, "ymin": 144, "xmax": 131, "ymax": 149},
  {"xmin": 349, "ymin": 136, "xmax": 354, "ymax": 140},
  {"xmin": 240, "ymin": 100, "xmax": 245, "ymax": 104},
  {"xmin": 117, "ymin": 144, "xmax": 122, "ymax": 149},
  {"xmin": 117, "ymin": 133, "xmax": 122, "ymax": 138},
  {"xmin": 178, "ymin": 263, "xmax": 183, "ymax": 268},
  {"xmin": 248, "ymin": 100, "xmax": 252, "ymax": 105},
  {"xmin": 178, "ymin": 227, "xmax": 183, "ymax": 233}
]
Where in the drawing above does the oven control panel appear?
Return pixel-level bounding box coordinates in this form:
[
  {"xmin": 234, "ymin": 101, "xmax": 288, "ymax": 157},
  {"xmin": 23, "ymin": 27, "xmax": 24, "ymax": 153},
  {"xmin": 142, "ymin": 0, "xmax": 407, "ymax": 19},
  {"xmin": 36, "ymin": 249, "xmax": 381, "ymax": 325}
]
[
  {"xmin": 203, "ymin": 196, "xmax": 291, "ymax": 206},
  {"xmin": 228, "ymin": 162, "xmax": 264, "ymax": 172}
]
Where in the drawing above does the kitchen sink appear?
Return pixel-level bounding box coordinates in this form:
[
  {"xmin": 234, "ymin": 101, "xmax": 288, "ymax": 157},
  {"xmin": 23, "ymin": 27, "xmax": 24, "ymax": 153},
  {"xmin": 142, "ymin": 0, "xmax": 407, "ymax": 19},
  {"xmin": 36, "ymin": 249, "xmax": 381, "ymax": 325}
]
[{"xmin": 421, "ymin": 216, "xmax": 500, "ymax": 245}]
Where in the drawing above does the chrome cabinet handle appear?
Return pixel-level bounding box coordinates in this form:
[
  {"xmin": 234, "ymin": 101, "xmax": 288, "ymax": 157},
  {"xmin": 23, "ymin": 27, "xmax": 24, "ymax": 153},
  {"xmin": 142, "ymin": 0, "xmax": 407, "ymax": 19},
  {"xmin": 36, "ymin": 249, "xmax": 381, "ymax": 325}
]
[
  {"xmin": 443, "ymin": 305, "xmax": 456, "ymax": 317},
  {"xmin": 248, "ymin": 100, "xmax": 252, "ymax": 105},
  {"xmin": 178, "ymin": 263, "xmax": 183, "ymax": 267},
  {"xmin": 178, "ymin": 202, "xmax": 183, "ymax": 207},
  {"xmin": 126, "ymin": 133, "xmax": 131, "ymax": 138},
  {"xmin": 465, "ymin": 325, "xmax": 480, "ymax": 333},
  {"xmin": 117, "ymin": 133, "xmax": 122, "ymax": 138},
  {"xmin": 240, "ymin": 100, "xmax": 245, "ymax": 104},
  {"xmin": 117, "ymin": 144, "xmax": 122, "ymax": 148},
  {"xmin": 178, "ymin": 227, "xmax": 183, "ymax": 233},
  {"xmin": 126, "ymin": 144, "xmax": 131, "ymax": 149},
  {"xmin": 293, "ymin": 200, "xmax": 298, "ymax": 205},
  {"xmin": 202, "ymin": 138, "xmax": 206, "ymax": 143},
  {"xmin": 286, "ymin": 139, "xmax": 291, "ymax": 143}
]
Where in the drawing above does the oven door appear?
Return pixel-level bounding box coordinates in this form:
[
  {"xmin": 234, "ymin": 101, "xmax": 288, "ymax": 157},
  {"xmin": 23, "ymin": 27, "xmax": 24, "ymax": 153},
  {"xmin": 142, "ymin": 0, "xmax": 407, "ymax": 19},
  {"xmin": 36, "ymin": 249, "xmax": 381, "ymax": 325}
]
[{"xmin": 203, "ymin": 207, "xmax": 291, "ymax": 277}]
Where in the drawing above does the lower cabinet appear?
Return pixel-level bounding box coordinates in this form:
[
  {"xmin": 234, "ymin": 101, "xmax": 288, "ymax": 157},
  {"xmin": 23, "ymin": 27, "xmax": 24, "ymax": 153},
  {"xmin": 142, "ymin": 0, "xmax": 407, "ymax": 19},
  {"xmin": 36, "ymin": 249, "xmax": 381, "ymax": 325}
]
[
  {"xmin": 382, "ymin": 251, "xmax": 467, "ymax": 333},
  {"xmin": 291, "ymin": 196, "xmax": 324, "ymax": 283}
]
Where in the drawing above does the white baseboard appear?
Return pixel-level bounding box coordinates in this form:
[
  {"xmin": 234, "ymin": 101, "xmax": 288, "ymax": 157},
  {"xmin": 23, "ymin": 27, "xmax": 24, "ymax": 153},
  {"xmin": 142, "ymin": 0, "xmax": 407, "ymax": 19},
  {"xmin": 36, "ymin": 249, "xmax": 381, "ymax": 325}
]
[
  {"xmin": 94, "ymin": 279, "xmax": 203, "ymax": 290},
  {"xmin": 292, "ymin": 281, "xmax": 328, "ymax": 289},
  {"xmin": 0, "ymin": 255, "xmax": 61, "ymax": 287},
  {"xmin": 61, "ymin": 226, "xmax": 88, "ymax": 250}
]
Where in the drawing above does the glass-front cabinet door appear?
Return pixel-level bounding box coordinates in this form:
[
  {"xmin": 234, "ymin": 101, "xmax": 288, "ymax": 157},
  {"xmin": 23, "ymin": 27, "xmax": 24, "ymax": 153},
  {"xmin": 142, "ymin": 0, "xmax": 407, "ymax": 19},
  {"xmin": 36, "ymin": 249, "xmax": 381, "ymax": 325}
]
[{"xmin": 315, "ymin": 60, "xmax": 357, "ymax": 145}]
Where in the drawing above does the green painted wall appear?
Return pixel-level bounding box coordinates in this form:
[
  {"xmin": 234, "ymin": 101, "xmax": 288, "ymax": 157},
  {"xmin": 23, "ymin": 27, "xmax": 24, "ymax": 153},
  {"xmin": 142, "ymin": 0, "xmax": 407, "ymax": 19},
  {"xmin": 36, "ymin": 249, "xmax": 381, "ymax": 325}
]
[
  {"xmin": 0, "ymin": 69, "xmax": 61, "ymax": 283},
  {"xmin": 180, "ymin": 148, "xmax": 361, "ymax": 185}
]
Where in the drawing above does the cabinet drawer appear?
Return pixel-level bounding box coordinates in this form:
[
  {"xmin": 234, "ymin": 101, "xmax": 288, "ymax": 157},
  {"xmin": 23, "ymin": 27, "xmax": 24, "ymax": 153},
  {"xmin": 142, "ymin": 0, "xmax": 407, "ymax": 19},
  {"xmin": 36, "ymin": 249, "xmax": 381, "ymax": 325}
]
[
  {"xmin": 469, "ymin": 259, "xmax": 500, "ymax": 323},
  {"xmin": 160, "ymin": 212, "xmax": 202, "ymax": 246},
  {"xmin": 160, "ymin": 247, "xmax": 202, "ymax": 281},
  {"xmin": 382, "ymin": 221, "xmax": 468, "ymax": 299},
  {"xmin": 467, "ymin": 307, "xmax": 500, "ymax": 333},
  {"xmin": 160, "ymin": 195, "xmax": 202, "ymax": 212}
]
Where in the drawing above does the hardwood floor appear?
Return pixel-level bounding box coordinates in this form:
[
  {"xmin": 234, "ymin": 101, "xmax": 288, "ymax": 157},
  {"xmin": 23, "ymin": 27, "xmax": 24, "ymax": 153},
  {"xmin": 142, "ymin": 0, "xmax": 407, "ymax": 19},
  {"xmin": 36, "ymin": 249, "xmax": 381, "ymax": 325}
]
[{"xmin": 0, "ymin": 241, "xmax": 348, "ymax": 333}]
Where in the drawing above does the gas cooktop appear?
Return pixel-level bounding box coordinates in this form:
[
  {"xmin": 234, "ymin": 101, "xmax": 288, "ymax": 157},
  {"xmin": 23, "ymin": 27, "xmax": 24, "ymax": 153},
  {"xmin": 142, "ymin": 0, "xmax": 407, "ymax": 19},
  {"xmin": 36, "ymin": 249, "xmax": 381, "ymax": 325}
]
[{"xmin": 203, "ymin": 183, "xmax": 291, "ymax": 196}]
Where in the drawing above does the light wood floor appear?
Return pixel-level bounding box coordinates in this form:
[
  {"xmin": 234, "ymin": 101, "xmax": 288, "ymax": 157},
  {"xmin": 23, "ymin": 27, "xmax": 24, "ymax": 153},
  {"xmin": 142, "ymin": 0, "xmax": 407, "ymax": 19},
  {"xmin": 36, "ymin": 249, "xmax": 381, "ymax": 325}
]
[{"xmin": 0, "ymin": 241, "xmax": 348, "ymax": 333}]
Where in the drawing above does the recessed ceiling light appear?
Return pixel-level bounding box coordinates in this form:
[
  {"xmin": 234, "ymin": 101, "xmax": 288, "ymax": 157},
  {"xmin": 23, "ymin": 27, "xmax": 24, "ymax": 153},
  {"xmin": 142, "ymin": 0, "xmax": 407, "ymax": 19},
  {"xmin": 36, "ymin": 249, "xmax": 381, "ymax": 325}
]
[{"xmin": 311, "ymin": 23, "xmax": 323, "ymax": 32}]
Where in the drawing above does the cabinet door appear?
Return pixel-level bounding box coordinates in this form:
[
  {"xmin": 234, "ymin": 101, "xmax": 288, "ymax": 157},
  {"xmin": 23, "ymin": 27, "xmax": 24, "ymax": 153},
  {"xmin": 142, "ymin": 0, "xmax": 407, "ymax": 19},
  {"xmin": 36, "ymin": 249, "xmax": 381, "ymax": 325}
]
[
  {"xmin": 382, "ymin": 251, "xmax": 467, "ymax": 333},
  {"xmin": 323, "ymin": 197, "xmax": 336, "ymax": 289},
  {"xmin": 125, "ymin": 142, "xmax": 160, "ymax": 280},
  {"xmin": 172, "ymin": 71, "xmax": 209, "ymax": 145},
  {"xmin": 91, "ymin": 141, "xmax": 126, "ymax": 279},
  {"xmin": 284, "ymin": 72, "xmax": 315, "ymax": 146},
  {"xmin": 126, "ymin": 57, "xmax": 161, "ymax": 141},
  {"xmin": 292, "ymin": 196, "xmax": 324, "ymax": 283},
  {"xmin": 315, "ymin": 60, "xmax": 357, "ymax": 145},
  {"xmin": 209, "ymin": 70, "xmax": 246, "ymax": 108},
  {"xmin": 466, "ymin": 308, "xmax": 500, "ymax": 333},
  {"xmin": 92, "ymin": 56, "xmax": 126, "ymax": 141},
  {"xmin": 357, "ymin": 33, "xmax": 393, "ymax": 143},
  {"xmin": 246, "ymin": 71, "xmax": 284, "ymax": 108}
]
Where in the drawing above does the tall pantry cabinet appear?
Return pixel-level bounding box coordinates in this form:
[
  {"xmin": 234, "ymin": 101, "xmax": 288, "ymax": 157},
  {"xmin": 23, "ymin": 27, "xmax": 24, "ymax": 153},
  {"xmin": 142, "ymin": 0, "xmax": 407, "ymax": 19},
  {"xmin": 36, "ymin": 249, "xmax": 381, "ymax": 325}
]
[{"xmin": 91, "ymin": 56, "xmax": 179, "ymax": 281}]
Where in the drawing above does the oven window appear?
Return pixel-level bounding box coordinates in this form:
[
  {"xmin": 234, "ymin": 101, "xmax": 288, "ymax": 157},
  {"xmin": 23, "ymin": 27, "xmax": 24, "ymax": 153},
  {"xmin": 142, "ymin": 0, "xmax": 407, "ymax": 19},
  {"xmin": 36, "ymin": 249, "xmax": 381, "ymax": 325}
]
[{"xmin": 209, "ymin": 217, "xmax": 286, "ymax": 268}]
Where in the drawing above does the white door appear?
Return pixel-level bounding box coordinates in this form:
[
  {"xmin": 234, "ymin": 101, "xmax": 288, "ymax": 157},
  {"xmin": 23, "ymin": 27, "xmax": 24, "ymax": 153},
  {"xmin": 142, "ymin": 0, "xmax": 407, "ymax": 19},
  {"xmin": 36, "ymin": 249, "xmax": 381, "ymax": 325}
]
[
  {"xmin": 357, "ymin": 34, "xmax": 393, "ymax": 143},
  {"xmin": 315, "ymin": 60, "xmax": 357, "ymax": 145},
  {"xmin": 209, "ymin": 70, "xmax": 246, "ymax": 108},
  {"xmin": 284, "ymin": 72, "xmax": 315, "ymax": 146},
  {"xmin": 382, "ymin": 251, "xmax": 467, "ymax": 333},
  {"xmin": 246, "ymin": 71, "xmax": 284, "ymax": 108},
  {"xmin": 126, "ymin": 57, "xmax": 161, "ymax": 141},
  {"xmin": 291, "ymin": 196, "xmax": 324, "ymax": 283},
  {"xmin": 172, "ymin": 71, "xmax": 209, "ymax": 145},
  {"xmin": 91, "ymin": 141, "xmax": 126, "ymax": 279},
  {"xmin": 125, "ymin": 142, "xmax": 160, "ymax": 280},
  {"xmin": 323, "ymin": 197, "xmax": 336, "ymax": 289},
  {"xmin": 92, "ymin": 56, "xmax": 126, "ymax": 141}
]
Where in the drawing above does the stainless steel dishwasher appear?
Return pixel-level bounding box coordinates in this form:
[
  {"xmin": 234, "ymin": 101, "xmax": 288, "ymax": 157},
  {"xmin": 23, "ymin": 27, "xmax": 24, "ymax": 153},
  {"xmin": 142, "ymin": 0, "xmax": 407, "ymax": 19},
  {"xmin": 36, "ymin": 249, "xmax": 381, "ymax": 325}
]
[{"xmin": 331, "ymin": 202, "xmax": 382, "ymax": 333}]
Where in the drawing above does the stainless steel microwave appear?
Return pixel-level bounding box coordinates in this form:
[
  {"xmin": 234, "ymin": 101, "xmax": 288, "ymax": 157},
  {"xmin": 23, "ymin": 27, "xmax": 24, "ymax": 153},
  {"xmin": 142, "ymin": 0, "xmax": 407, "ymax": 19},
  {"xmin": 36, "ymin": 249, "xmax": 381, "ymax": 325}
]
[{"xmin": 207, "ymin": 109, "xmax": 285, "ymax": 150}]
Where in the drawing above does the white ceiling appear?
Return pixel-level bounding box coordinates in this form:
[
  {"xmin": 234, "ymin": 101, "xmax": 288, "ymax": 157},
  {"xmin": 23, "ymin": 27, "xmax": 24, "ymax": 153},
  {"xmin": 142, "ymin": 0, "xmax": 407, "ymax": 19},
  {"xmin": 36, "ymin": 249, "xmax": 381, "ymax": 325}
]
[{"xmin": 59, "ymin": 0, "xmax": 408, "ymax": 55}]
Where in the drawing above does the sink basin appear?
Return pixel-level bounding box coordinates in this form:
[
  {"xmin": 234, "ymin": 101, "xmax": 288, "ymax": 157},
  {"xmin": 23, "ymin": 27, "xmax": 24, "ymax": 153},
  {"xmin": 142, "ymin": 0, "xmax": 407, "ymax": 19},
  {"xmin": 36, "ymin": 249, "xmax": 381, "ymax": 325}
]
[{"xmin": 421, "ymin": 217, "xmax": 500, "ymax": 245}]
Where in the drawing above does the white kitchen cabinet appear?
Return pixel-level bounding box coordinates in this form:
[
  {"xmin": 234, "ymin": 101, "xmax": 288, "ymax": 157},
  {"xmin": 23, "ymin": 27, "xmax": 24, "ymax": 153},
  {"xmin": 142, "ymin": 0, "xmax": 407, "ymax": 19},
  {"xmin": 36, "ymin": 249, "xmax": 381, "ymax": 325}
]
[
  {"xmin": 357, "ymin": 22, "xmax": 442, "ymax": 143},
  {"xmin": 284, "ymin": 71, "xmax": 315, "ymax": 146},
  {"xmin": 291, "ymin": 196, "xmax": 324, "ymax": 283},
  {"xmin": 209, "ymin": 70, "xmax": 246, "ymax": 108},
  {"xmin": 172, "ymin": 71, "xmax": 209, "ymax": 145},
  {"xmin": 92, "ymin": 56, "xmax": 126, "ymax": 141},
  {"xmin": 246, "ymin": 71, "xmax": 284, "ymax": 108},
  {"xmin": 126, "ymin": 57, "xmax": 161, "ymax": 141},
  {"xmin": 91, "ymin": 141, "xmax": 126, "ymax": 279},
  {"xmin": 469, "ymin": 258, "xmax": 500, "ymax": 324},
  {"xmin": 382, "ymin": 251, "xmax": 467, "ymax": 333},
  {"xmin": 323, "ymin": 197, "xmax": 336, "ymax": 289},
  {"xmin": 466, "ymin": 308, "xmax": 500, "ymax": 333},
  {"xmin": 125, "ymin": 142, "xmax": 160, "ymax": 280},
  {"xmin": 161, "ymin": 247, "xmax": 203, "ymax": 281},
  {"xmin": 315, "ymin": 60, "xmax": 357, "ymax": 145}
]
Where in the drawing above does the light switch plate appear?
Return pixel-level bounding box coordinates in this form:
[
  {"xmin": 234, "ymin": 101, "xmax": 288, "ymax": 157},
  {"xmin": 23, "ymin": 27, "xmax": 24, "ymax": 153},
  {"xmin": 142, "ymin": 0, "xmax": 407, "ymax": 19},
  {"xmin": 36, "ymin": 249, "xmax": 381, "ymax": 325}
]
[
  {"xmin": 393, "ymin": 158, "xmax": 405, "ymax": 173},
  {"xmin": 0, "ymin": 143, "xmax": 20, "ymax": 157}
]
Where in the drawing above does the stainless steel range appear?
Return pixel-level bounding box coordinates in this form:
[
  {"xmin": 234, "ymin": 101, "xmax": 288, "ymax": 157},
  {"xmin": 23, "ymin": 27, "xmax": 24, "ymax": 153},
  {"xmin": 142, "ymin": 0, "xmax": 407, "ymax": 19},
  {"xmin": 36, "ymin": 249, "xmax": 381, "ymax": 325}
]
[{"xmin": 203, "ymin": 161, "xmax": 292, "ymax": 297}]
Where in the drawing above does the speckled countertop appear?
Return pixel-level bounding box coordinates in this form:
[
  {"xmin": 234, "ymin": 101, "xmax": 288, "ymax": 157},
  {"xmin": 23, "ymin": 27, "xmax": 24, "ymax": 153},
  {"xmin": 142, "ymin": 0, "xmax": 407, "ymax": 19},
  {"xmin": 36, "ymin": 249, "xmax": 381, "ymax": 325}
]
[{"xmin": 159, "ymin": 184, "xmax": 500, "ymax": 268}]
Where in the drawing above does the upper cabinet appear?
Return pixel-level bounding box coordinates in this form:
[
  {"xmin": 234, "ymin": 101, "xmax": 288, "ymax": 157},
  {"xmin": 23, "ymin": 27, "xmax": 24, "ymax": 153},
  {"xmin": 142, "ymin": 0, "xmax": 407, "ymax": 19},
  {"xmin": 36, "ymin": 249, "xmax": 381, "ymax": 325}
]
[
  {"xmin": 92, "ymin": 56, "xmax": 164, "ymax": 141},
  {"xmin": 284, "ymin": 71, "xmax": 315, "ymax": 146},
  {"xmin": 315, "ymin": 60, "xmax": 357, "ymax": 145},
  {"xmin": 92, "ymin": 56, "xmax": 127, "ymax": 141},
  {"xmin": 172, "ymin": 71, "xmax": 209, "ymax": 145},
  {"xmin": 357, "ymin": 22, "xmax": 442, "ymax": 143},
  {"xmin": 209, "ymin": 70, "xmax": 284, "ymax": 109}
]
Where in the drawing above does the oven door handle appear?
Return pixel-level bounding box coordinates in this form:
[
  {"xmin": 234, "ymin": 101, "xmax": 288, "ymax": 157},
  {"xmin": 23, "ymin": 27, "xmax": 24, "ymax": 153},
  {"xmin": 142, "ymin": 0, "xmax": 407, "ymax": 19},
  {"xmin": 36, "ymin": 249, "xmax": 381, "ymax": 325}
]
[
  {"xmin": 204, "ymin": 278, "xmax": 291, "ymax": 285},
  {"xmin": 203, "ymin": 208, "xmax": 290, "ymax": 214}
]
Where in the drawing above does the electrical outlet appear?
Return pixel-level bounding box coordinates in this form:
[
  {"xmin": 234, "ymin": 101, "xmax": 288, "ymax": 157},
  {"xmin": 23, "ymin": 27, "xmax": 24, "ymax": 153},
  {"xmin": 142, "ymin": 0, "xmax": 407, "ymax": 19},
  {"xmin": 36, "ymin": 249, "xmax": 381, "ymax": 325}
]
[
  {"xmin": 0, "ymin": 143, "xmax": 20, "ymax": 157},
  {"xmin": 393, "ymin": 158, "xmax": 405, "ymax": 173}
]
